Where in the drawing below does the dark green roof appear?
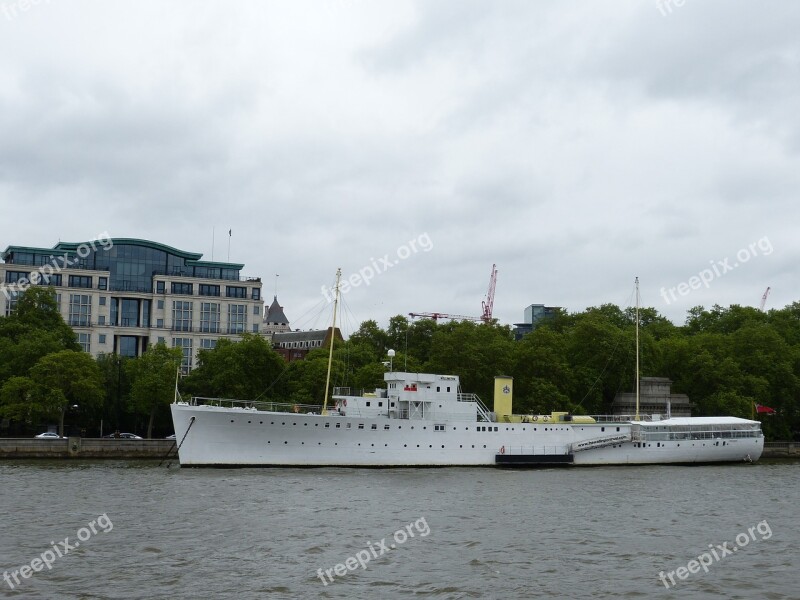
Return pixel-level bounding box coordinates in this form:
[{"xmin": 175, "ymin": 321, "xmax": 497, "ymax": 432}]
[
  {"xmin": 55, "ymin": 238, "xmax": 203, "ymax": 261},
  {"xmin": 3, "ymin": 238, "xmax": 244, "ymax": 270}
]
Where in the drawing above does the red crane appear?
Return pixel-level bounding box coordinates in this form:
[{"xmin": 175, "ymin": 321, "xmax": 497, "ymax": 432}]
[{"xmin": 409, "ymin": 264, "xmax": 498, "ymax": 324}]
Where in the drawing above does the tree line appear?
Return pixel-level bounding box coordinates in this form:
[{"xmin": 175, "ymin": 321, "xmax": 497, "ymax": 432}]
[{"xmin": 1, "ymin": 287, "xmax": 797, "ymax": 440}]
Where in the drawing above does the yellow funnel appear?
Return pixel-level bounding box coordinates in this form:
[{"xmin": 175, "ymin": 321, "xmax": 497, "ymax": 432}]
[{"xmin": 494, "ymin": 376, "xmax": 513, "ymax": 420}]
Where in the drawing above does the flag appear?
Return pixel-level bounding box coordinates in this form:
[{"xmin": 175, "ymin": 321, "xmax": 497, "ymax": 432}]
[{"xmin": 755, "ymin": 403, "xmax": 776, "ymax": 414}]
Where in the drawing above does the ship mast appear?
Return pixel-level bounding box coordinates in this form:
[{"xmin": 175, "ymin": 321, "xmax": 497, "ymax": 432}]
[
  {"xmin": 321, "ymin": 268, "xmax": 341, "ymax": 416},
  {"xmin": 635, "ymin": 276, "xmax": 640, "ymax": 422}
]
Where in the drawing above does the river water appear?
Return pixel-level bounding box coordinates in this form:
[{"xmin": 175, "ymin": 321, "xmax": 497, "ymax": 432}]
[{"xmin": 0, "ymin": 460, "xmax": 797, "ymax": 599}]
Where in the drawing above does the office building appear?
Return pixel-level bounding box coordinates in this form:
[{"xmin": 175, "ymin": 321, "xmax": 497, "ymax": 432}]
[{"xmin": 0, "ymin": 237, "xmax": 263, "ymax": 373}]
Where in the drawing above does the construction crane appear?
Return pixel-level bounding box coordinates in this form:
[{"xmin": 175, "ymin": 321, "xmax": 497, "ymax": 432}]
[
  {"xmin": 409, "ymin": 264, "xmax": 499, "ymax": 323},
  {"xmin": 759, "ymin": 287, "xmax": 771, "ymax": 312}
]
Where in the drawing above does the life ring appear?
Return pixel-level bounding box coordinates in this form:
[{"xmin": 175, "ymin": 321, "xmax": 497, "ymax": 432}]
[
  {"xmin": 343, "ymin": 399, "xmax": 347, "ymax": 407},
  {"xmin": 500, "ymin": 446, "xmax": 505, "ymax": 454},
  {"xmin": 532, "ymin": 415, "xmax": 539, "ymax": 422}
]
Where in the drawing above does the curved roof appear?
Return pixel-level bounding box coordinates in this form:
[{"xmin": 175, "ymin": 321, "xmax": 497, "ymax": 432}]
[{"xmin": 55, "ymin": 238, "xmax": 203, "ymax": 261}]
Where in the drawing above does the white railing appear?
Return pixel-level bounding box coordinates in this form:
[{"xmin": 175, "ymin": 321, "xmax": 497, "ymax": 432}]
[
  {"xmin": 500, "ymin": 445, "xmax": 570, "ymax": 456},
  {"xmin": 189, "ymin": 397, "xmax": 324, "ymax": 414}
]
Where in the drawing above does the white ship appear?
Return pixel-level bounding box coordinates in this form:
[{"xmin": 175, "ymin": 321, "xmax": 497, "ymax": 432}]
[
  {"xmin": 169, "ymin": 371, "xmax": 763, "ymax": 467},
  {"xmin": 169, "ymin": 273, "xmax": 764, "ymax": 467}
]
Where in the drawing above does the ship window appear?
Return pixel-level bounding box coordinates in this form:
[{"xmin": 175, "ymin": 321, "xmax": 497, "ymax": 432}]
[
  {"xmin": 347, "ymin": 423, "xmax": 351, "ymax": 429},
  {"xmin": 336, "ymin": 423, "xmax": 341, "ymax": 428},
  {"xmin": 384, "ymin": 425, "xmax": 390, "ymax": 430},
  {"xmin": 378, "ymin": 402, "xmax": 383, "ymax": 407},
  {"xmin": 437, "ymin": 387, "xmax": 440, "ymax": 392},
  {"xmin": 434, "ymin": 424, "xmax": 445, "ymax": 431},
  {"xmin": 391, "ymin": 402, "xmax": 395, "ymax": 407},
  {"xmin": 447, "ymin": 387, "xmax": 451, "ymax": 392},
  {"xmin": 371, "ymin": 424, "xmax": 377, "ymax": 430},
  {"xmin": 601, "ymin": 427, "xmax": 605, "ymax": 432},
  {"xmin": 366, "ymin": 401, "xmax": 371, "ymax": 407},
  {"xmin": 494, "ymin": 427, "xmax": 498, "ymax": 432},
  {"xmin": 325, "ymin": 423, "xmax": 330, "ymax": 428},
  {"xmin": 616, "ymin": 427, "xmax": 620, "ymax": 432},
  {"xmin": 358, "ymin": 424, "xmax": 364, "ymax": 429}
]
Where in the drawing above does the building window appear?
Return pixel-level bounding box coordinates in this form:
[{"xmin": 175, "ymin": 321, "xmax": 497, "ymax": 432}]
[
  {"xmin": 252, "ymin": 324, "xmax": 259, "ymax": 333},
  {"xmin": 252, "ymin": 288, "xmax": 260, "ymax": 301},
  {"xmin": 98, "ymin": 277, "xmax": 108, "ymax": 290},
  {"xmin": 253, "ymin": 305, "xmax": 260, "ymax": 315},
  {"xmin": 99, "ymin": 296, "xmax": 106, "ymax": 306},
  {"xmin": 157, "ymin": 300, "xmax": 164, "ymax": 309},
  {"xmin": 226, "ymin": 286, "xmax": 246, "ymax": 299},
  {"xmin": 172, "ymin": 301, "xmax": 193, "ymax": 332},
  {"xmin": 199, "ymin": 284, "xmax": 220, "ymax": 297},
  {"xmin": 200, "ymin": 339, "xmax": 217, "ymax": 350},
  {"xmin": 157, "ymin": 318, "xmax": 164, "ymax": 328},
  {"xmin": 68, "ymin": 294, "xmax": 92, "ymax": 327},
  {"xmin": 200, "ymin": 302, "xmax": 220, "ymax": 333},
  {"xmin": 142, "ymin": 299, "xmax": 151, "ymax": 328},
  {"xmin": 99, "ymin": 315, "xmax": 106, "ymax": 325},
  {"xmin": 121, "ymin": 298, "xmax": 139, "ymax": 327},
  {"xmin": 156, "ymin": 281, "xmax": 165, "ymax": 294},
  {"xmin": 41, "ymin": 273, "xmax": 62, "ymax": 286},
  {"xmin": 4, "ymin": 271, "xmax": 28, "ymax": 284},
  {"xmin": 228, "ymin": 304, "xmax": 246, "ymax": 334},
  {"xmin": 158, "ymin": 336, "xmax": 165, "ymax": 344},
  {"xmin": 76, "ymin": 332, "xmax": 91, "ymax": 353},
  {"xmin": 172, "ymin": 338, "xmax": 193, "ymax": 373},
  {"xmin": 4, "ymin": 290, "xmax": 20, "ymax": 316},
  {"xmin": 171, "ymin": 282, "xmax": 194, "ymax": 295},
  {"xmin": 68, "ymin": 275, "xmax": 93, "ymax": 288},
  {"xmin": 119, "ymin": 336, "xmax": 138, "ymax": 357},
  {"xmin": 99, "ymin": 334, "xmax": 107, "ymax": 344}
]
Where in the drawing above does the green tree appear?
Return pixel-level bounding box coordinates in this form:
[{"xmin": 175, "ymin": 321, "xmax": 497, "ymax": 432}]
[
  {"xmin": 127, "ymin": 343, "xmax": 183, "ymax": 438},
  {"xmin": 182, "ymin": 333, "xmax": 286, "ymax": 400},
  {"xmin": 27, "ymin": 351, "xmax": 104, "ymax": 436}
]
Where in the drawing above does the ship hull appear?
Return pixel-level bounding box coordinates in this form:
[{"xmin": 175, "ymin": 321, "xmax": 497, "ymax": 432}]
[{"xmin": 170, "ymin": 404, "xmax": 764, "ymax": 467}]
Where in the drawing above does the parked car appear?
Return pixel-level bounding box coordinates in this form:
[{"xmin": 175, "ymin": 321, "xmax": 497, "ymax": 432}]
[
  {"xmin": 103, "ymin": 433, "xmax": 143, "ymax": 440},
  {"xmin": 34, "ymin": 432, "xmax": 61, "ymax": 439}
]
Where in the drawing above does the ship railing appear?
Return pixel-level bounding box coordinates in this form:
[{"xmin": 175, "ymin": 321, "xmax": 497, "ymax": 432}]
[
  {"xmin": 501, "ymin": 445, "xmax": 570, "ymax": 456},
  {"xmin": 189, "ymin": 397, "xmax": 324, "ymax": 414},
  {"xmin": 588, "ymin": 414, "xmax": 655, "ymax": 423},
  {"xmin": 458, "ymin": 393, "xmax": 493, "ymax": 422}
]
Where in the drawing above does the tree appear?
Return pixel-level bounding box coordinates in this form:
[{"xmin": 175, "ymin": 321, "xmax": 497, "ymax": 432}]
[
  {"xmin": 127, "ymin": 343, "xmax": 182, "ymax": 438},
  {"xmin": 182, "ymin": 333, "xmax": 286, "ymax": 401},
  {"xmin": 0, "ymin": 287, "xmax": 80, "ymax": 386},
  {"xmin": 27, "ymin": 351, "xmax": 104, "ymax": 436}
]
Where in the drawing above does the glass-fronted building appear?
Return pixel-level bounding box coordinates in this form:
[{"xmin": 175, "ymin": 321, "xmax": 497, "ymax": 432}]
[{"xmin": 0, "ymin": 238, "xmax": 263, "ymax": 372}]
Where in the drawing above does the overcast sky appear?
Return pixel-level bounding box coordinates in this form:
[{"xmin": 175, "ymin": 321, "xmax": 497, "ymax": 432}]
[{"xmin": 1, "ymin": 1, "xmax": 797, "ymax": 334}]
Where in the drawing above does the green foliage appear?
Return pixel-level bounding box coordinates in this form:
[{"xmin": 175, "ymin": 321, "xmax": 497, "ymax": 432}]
[
  {"xmin": 26, "ymin": 351, "xmax": 104, "ymax": 436},
  {"xmin": 0, "ymin": 287, "xmax": 80, "ymax": 386},
  {"xmin": 126, "ymin": 342, "xmax": 182, "ymax": 438},
  {"xmin": 182, "ymin": 333, "xmax": 286, "ymax": 401}
]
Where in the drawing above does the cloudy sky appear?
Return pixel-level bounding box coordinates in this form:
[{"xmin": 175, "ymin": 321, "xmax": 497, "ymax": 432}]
[{"xmin": 1, "ymin": 1, "xmax": 797, "ymax": 333}]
